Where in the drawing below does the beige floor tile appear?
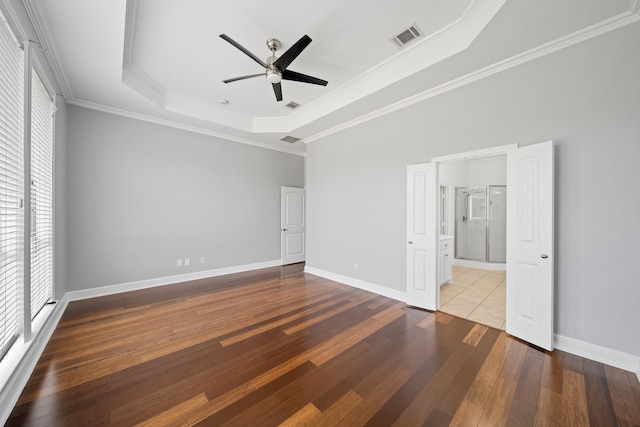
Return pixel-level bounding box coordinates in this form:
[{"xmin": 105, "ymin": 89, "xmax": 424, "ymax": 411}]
[
  {"xmin": 470, "ymin": 305, "xmax": 505, "ymax": 320},
  {"xmin": 475, "ymin": 277, "xmax": 504, "ymax": 287},
  {"xmin": 473, "ymin": 280, "xmax": 501, "ymax": 291},
  {"xmin": 480, "ymin": 298, "xmax": 505, "ymax": 311},
  {"xmin": 439, "ymin": 266, "xmax": 506, "ymax": 331},
  {"xmin": 441, "ymin": 300, "xmax": 476, "ymax": 318},
  {"xmin": 450, "ymin": 294, "xmax": 485, "ymax": 307},
  {"xmin": 462, "ymin": 268, "xmax": 490, "ymax": 278},
  {"xmin": 485, "ymin": 270, "xmax": 506, "ymax": 279},
  {"xmin": 440, "ymin": 284, "xmax": 465, "ymax": 296},
  {"xmin": 449, "ymin": 275, "xmax": 477, "ymax": 287},
  {"xmin": 463, "ymin": 286, "xmax": 493, "ymax": 299}
]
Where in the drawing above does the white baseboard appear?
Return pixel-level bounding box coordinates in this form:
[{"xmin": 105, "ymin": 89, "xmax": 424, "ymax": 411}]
[
  {"xmin": 0, "ymin": 296, "xmax": 69, "ymax": 425},
  {"xmin": 67, "ymin": 259, "xmax": 282, "ymax": 301},
  {"xmin": 303, "ymin": 266, "xmax": 407, "ymax": 303},
  {"xmin": 554, "ymin": 334, "xmax": 640, "ymax": 381},
  {"xmin": 452, "ymin": 259, "xmax": 506, "ymax": 270}
]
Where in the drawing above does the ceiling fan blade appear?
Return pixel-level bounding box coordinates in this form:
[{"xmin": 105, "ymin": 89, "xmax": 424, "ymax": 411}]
[
  {"xmin": 272, "ymin": 82, "xmax": 283, "ymax": 101},
  {"xmin": 223, "ymin": 73, "xmax": 265, "ymax": 84},
  {"xmin": 220, "ymin": 34, "xmax": 268, "ymax": 68},
  {"xmin": 273, "ymin": 35, "xmax": 312, "ymax": 71},
  {"xmin": 282, "ymin": 70, "xmax": 328, "ymax": 86}
]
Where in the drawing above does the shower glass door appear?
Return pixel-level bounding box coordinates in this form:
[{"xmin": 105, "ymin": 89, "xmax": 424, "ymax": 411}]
[
  {"xmin": 455, "ymin": 187, "xmax": 487, "ymax": 262},
  {"xmin": 488, "ymin": 186, "xmax": 507, "ymax": 262}
]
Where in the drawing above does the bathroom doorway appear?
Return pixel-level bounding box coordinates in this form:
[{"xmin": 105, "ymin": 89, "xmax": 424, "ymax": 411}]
[
  {"xmin": 406, "ymin": 141, "xmax": 554, "ymax": 349},
  {"xmin": 438, "ymin": 156, "xmax": 507, "ymax": 329}
]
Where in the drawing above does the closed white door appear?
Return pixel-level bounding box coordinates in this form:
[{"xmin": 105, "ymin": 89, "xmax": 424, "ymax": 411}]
[
  {"xmin": 406, "ymin": 163, "xmax": 438, "ymax": 310},
  {"xmin": 506, "ymin": 141, "xmax": 554, "ymax": 350},
  {"xmin": 281, "ymin": 187, "xmax": 305, "ymax": 265}
]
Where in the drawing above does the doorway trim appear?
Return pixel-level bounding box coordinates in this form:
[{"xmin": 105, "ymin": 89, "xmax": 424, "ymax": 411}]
[{"xmin": 430, "ymin": 143, "xmax": 517, "ymax": 310}]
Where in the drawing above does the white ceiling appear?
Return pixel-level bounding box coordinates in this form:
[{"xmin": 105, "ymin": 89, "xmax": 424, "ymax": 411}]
[{"xmin": 23, "ymin": 0, "xmax": 639, "ymax": 154}]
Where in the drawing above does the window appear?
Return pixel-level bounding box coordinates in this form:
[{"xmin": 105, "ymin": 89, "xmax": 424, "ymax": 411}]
[
  {"xmin": 29, "ymin": 70, "xmax": 54, "ymax": 318},
  {"xmin": 0, "ymin": 7, "xmax": 23, "ymax": 360},
  {"xmin": 0, "ymin": 4, "xmax": 55, "ymax": 364}
]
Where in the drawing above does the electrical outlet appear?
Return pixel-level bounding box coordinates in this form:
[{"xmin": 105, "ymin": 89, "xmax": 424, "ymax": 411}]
[
  {"xmin": 200, "ymin": 257, "xmax": 205, "ymax": 264},
  {"xmin": 177, "ymin": 259, "xmax": 182, "ymax": 267},
  {"xmin": 353, "ymin": 263, "xmax": 358, "ymax": 270},
  {"xmin": 185, "ymin": 258, "xmax": 191, "ymax": 266}
]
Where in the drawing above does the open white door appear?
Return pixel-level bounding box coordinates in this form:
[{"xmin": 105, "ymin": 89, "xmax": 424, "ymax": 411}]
[
  {"xmin": 506, "ymin": 141, "xmax": 554, "ymax": 350},
  {"xmin": 406, "ymin": 163, "xmax": 438, "ymax": 310},
  {"xmin": 281, "ymin": 187, "xmax": 305, "ymax": 265}
]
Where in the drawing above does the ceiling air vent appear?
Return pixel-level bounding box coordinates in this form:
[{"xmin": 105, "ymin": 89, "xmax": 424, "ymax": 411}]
[
  {"xmin": 285, "ymin": 101, "xmax": 301, "ymax": 110},
  {"xmin": 281, "ymin": 135, "xmax": 301, "ymax": 143},
  {"xmin": 391, "ymin": 24, "xmax": 423, "ymax": 48}
]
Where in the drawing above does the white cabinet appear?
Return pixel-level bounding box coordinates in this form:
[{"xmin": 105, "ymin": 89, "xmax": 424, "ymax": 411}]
[{"xmin": 438, "ymin": 236, "xmax": 453, "ymax": 285}]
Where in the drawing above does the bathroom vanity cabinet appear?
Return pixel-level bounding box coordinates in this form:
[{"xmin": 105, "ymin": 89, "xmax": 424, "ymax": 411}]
[{"xmin": 439, "ymin": 235, "xmax": 453, "ymax": 285}]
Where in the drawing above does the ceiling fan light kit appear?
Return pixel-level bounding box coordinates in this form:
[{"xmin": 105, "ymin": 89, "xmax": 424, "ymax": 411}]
[{"xmin": 220, "ymin": 34, "xmax": 328, "ymax": 102}]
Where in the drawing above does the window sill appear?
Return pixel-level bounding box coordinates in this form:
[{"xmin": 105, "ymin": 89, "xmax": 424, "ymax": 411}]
[{"xmin": 0, "ymin": 296, "xmax": 68, "ymax": 423}]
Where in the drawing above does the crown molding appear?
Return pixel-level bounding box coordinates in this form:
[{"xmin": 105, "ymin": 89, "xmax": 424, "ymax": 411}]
[
  {"xmin": 22, "ymin": 0, "xmax": 73, "ymax": 99},
  {"xmin": 120, "ymin": 0, "xmax": 505, "ymax": 134},
  {"xmin": 66, "ymin": 98, "xmax": 305, "ymax": 156},
  {"xmin": 253, "ymin": 0, "xmax": 508, "ymax": 133},
  {"xmin": 304, "ymin": 6, "xmax": 640, "ymax": 144}
]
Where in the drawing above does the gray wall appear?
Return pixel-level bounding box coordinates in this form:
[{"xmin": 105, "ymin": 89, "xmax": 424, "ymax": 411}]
[
  {"xmin": 306, "ymin": 22, "xmax": 640, "ymax": 357},
  {"xmin": 66, "ymin": 106, "xmax": 304, "ymax": 291}
]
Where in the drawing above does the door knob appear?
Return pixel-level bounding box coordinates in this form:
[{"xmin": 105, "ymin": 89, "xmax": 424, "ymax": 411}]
[
  {"xmin": 282, "ymin": 228, "xmax": 288, "ymax": 232},
  {"xmin": 408, "ymin": 241, "xmax": 413, "ymax": 244},
  {"xmin": 541, "ymin": 254, "xmax": 548, "ymax": 259}
]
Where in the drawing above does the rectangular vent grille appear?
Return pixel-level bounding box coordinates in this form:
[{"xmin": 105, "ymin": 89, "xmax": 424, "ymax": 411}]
[
  {"xmin": 391, "ymin": 24, "xmax": 423, "ymax": 48},
  {"xmin": 285, "ymin": 101, "xmax": 301, "ymax": 109},
  {"xmin": 281, "ymin": 135, "xmax": 301, "ymax": 143}
]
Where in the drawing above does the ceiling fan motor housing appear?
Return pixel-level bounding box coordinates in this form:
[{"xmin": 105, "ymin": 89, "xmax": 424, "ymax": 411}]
[{"xmin": 266, "ymin": 55, "xmax": 282, "ymax": 83}]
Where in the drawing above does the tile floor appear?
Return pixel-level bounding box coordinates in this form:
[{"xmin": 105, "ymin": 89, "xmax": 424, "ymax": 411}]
[{"xmin": 439, "ymin": 265, "xmax": 506, "ymax": 330}]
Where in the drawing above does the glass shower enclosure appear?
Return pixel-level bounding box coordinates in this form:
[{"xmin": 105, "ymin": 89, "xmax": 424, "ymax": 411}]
[{"xmin": 455, "ymin": 186, "xmax": 506, "ymax": 263}]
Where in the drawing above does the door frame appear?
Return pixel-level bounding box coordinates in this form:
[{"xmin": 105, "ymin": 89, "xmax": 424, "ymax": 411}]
[
  {"xmin": 429, "ymin": 144, "xmax": 517, "ymax": 310},
  {"xmin": 407, "ymin": 142, "xmax": 555, "ymax": 349}
]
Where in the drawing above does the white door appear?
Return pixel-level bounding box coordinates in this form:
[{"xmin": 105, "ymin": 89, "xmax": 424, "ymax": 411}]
[
  {"xmin": 406, "ymin": 163, "xmax": 438, "ymax": 310},
  {"xmin": 281, "ymin": 187, "xmax": 305, "ymax": 265},
  {"xmin": 506, "ymin": 141, "xmax": 554, "ymax": 350}
]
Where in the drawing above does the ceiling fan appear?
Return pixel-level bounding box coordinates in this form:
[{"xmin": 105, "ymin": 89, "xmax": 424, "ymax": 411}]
[{"xmin": 220, "ymin": 34, "xmax": 328, "ymax": 102}]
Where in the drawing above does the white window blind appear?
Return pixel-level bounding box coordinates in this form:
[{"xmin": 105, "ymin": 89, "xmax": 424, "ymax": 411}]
[
  {"xmin": 0, "ymin": 9, "xmax": 24, "ymax": 359},
  {"xmin": 29, "ymin": 69, "xmax": 53, "ymax": 318}
]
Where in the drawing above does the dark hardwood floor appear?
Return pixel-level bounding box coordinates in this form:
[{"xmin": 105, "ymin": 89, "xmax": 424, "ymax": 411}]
[{"xmin": 7, "ymin": 263, "xmax": 640, "ymax": 426}]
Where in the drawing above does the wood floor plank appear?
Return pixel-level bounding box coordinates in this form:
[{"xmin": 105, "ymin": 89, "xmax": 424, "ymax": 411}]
[
  {"xmin": 437, "ymin": 327, "xmax": 500, "ymax": 416},
  {"xmin": 476, "ymin": 337, "xmax": 529, "ymax": 427},
  {"xmin": 604, "ymin": 364, "xmax": 640, "ymax": 425},
  {"xmin": 278, "ymin": 403, "xmax": 321, "ymax": 427},
  {"xmin": 339, "ymin": 364, "xmax": 412, "ymax": 426},
  {"xmin": 461, "ymin": 332, "xmax": 508, "ymax": 408},
  {"xmin": 560, "ymin": 369, "xmax": 590, "ymax": 426},
  {"xmin": 583, "ymin": 358, "xmax": 618, "ymax": 426},
  {"xmin": 463, "ymin": 323, "xmax": 489, "ymax": 347},
  {"xmin": 540, "ymin": 350, "xmax": 564, "ymax": 394},
  {"xmin": 505, "ymin": 346, "xmax": 545, "ymax": 426},
  {"xmin": 7, "ymin": 263, "xmax": 640, "ymax": 426},
  {"xmin": 533, "ymin": 387, "xmax": 563, "ymax": 427}
]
